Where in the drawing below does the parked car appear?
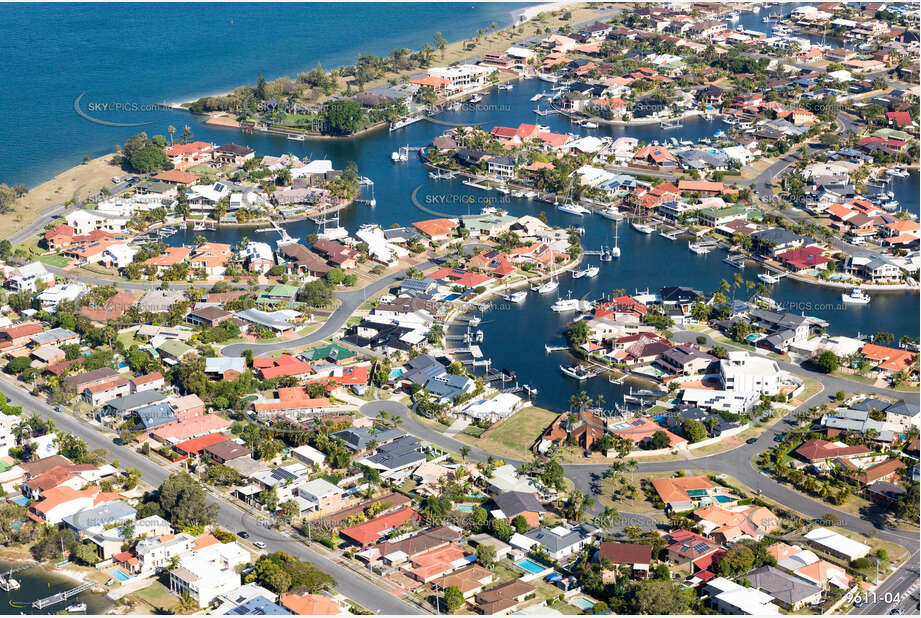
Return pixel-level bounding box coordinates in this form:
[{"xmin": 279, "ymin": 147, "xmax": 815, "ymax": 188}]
[
  {"xmin": 237, "ymin": 531, "xmax": 250, "ymax": 539},
  {"xmin": 746, "ymin": 437, "xmax": 758, "ymax": 445},
  {"xmin": 253, "ymin": 541, "xmax": 266, "ymax": 549}
]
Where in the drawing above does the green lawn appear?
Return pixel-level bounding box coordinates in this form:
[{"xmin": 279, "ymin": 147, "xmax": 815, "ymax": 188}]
[
  {"xmin": 132, "ymin": 581, "xmax": 177, "ymax": 612},
  {"xmin": 38, "ymin": 254, "xmax": 71, "ymax": 267},
  {"xmin": 456, "ymin": 407, "xmax": 557, "ymax": 461}
]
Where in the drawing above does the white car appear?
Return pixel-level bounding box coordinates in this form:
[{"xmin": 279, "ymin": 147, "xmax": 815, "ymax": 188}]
[{"xmin": 253, "ymin": 541, "xmax": 266, "ymax": 549}]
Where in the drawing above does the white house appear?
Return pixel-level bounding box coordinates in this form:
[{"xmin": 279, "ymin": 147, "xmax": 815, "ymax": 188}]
[
  {"xmin": 720, "ymin": 351, "xmax": 782, "ymax": 396},
  {"xmin": 169, "ymin": 542, "xmax": 249, "ymax": 606},
  {"xmin": 102, "ymin": 244, "xmax": 138, "ymax": 269},
  {"xmin": 37, "ymin": 283, "xmax": 87, "ymax": 312},
  {"xmin": 65, "ymin": 209, "xmax": 129, "ymax": 235},
  {"xmin": 804, "ymin": 528, "xmax": 870, "ymax": 562},
  {"xmin": 6, "ymin": 262, "xmax": 54, "ymax": 292}
]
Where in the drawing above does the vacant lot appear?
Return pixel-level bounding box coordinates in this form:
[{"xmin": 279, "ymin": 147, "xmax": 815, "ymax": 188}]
[
  {"xmin": 458, "ymin": 406, "xmax": 557, "ymax": 461},
  {"xmin": 132, "ymin": 581, "xmax": 177, "ymax": 612}
]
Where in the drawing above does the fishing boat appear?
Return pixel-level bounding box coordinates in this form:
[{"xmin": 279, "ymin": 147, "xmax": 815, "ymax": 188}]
[
  {"xmin": 557, "ymin": 202, "xmax": 590, "ymax": 216},
  {"xmin": 631, "ymin": 221, "xmax": 654, "ymax": 234},
  {"xmin": 66, "ymin": 603, "xmax": 87, "ymax": 613},
  {"xmin": 723, "ymin": 256, "xmax": 745, "ymax": 269},
  {"xmin": 468, "ymin": 94, "xmax": 483, "ymax": 103},
  {"xmin": 841, "ymin": 287, "xmax": 871, "ymax": 305},
  {"xmin": 597, "ymin": 206, "xmax": 623, "ymax": 221},
  {"xmin": 573, "ymin": 264, "xmax": 599, "ymax": 279},
  {"xmin": 560, "ymin": 364, "xmax": 597, "ymax": 380},
  {"xmin": 506, "ymin": 290, "xmax": 527, "ymax": 303}
]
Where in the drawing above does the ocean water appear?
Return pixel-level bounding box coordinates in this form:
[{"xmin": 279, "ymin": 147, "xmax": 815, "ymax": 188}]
[{"xmin": 0, "ymin": 2, "xmax": 528, "ymax": 187}]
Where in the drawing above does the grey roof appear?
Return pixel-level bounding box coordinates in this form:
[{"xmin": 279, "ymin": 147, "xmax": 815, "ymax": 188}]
[
  {"xmin": 364, "ymin": 436, "xmax": 425, "ymax": 470},
  {"xmin": 659, "ymin": 345, "xmax": 715, "ymax": 368},
  {"xmin": 400, "ymin": 354, "xmax": 446, "ymax": 385},
  {"xmin": 30, "ymin": 328, "xmax": 79, "ymax": 345},
  {"xmin": 493, "ymin": 491, "xmax": 546, "ymax": 518},
  {"xmin": 61, "ymin": 500, "xmax": 136, "ymax": 531},
  {"xmin": 332, "ymin": 426, "xmax": 406, "ymax": 451},
  {"xmin": 235, "ymin": 308, "xmax": 296, "ymax": 331},
  {"xmin": 867, "ymin": 481, "xmax": 907, "ymax": 501},
  {"xmin": 748, "ymin": 307, "xmax": 809, "ymax": 330},
  {"xmin": 884, "ymin": 401, "xmax": 919, "ymax": 418},
  {"xmin": 748, "ymin": 565, "xmax": 821, "ymax": 606},
  {"xmin": 137, "ymin": 402, "xmax": 178, "ymax": 428},
  {"xmin": 205, "ymin": 357, "xmax": 247, "ymax": 374},
  {"xmin": 105, "ymin": 390, "xmax": 166, "ymax": 413},
  {"xmin": 524, "ymin": 526, "xmax": 586, "ymax": 553},
  {"xmin": 400, "ymin": 277, "xmax": 437, "ymax": 292},
  {"xmin": 752, "ymin": 228, "xmax": 809, "ymax": 246},
  {"xmin": 423, "ymin": 373, "xmax": 474, "ymax": 399},
  {"xmin": 226, "ymin": 596, "xmax": 291, "ymax": 615},
  {"xmin": 850, "ymin": 398, "xmax": 892, "ymax": 413}
]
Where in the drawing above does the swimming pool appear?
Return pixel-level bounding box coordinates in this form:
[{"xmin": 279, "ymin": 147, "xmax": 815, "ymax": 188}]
[
  {"xmin": 570, "ymin": 597, "xmax": 596, "ymax": 610},
  {"xmin": 686, "ymin": 489, "xmax": 707, "ymax": 498},
  {"xmin": 714, "ymin": 495, "xmax": 734, "ymax": 503},
  {"xmin": 11, "ymin": 496, "xmax": 29, "ymax": 506},
  {"xmin": 455, "ymin": 504, "xmax": 474, "ymax": 512},
  {"xmin": 110, "ymin": 568, "xmax": 132, "ymax": 582},
  {"xmin": 515, "ymin": 558, "xmax": 546, "ymax": 574}
]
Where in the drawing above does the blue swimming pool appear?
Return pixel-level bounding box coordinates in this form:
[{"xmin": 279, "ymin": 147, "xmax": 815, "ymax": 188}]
[
  {"xmin": 110, "ymin": 568, "xmax": 132, "ymax": 582},
  {"xmin": 11, "ymin": 496, "xmax": 29, "ymax": 506},
  {"xmin": 571, "ymin": 597, "xmax": 596, "ymax": 610},
  {"xmin": 714, "ymin": 495, "xmax": 734, "ymax": 503},
  {"xmin": 455, "ymin": 504, "xmax": 474, "ymax": 512},
  {"xmin": 515, "ymin": 558, "xmax": 546, "ymax": 574}
]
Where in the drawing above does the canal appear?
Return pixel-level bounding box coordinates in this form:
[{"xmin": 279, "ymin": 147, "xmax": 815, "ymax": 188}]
[{"xmin": 0, "ymin": 560, "xmax": 110, "ymax": 615}]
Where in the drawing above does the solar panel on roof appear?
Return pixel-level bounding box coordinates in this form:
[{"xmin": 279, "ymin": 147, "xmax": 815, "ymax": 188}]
[{"xmin": 693, "ymin": 542, "xmax": 710, "ymax": 553}]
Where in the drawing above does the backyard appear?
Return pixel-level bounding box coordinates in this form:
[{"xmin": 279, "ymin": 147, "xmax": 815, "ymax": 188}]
[{"xmin": 456, "ymin": 406, "xmax": 557, "ymax": 461}]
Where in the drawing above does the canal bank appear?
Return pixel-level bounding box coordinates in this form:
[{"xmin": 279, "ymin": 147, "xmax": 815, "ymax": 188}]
[{"xmin": 0, "ymin": 558, "xmax": 111, "ymax": 615}]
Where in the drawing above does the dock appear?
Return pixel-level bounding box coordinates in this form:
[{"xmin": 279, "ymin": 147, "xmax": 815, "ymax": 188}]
[
  {"xmin": 545, "ymin": 344, "xmax": 568, "ymax": 353},
  {"xmin": 32, "ymin": 582, "xmax": 93, "ymax": 610}
]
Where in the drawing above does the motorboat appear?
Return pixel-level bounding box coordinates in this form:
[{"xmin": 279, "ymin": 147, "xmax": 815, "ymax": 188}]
[
  {"xmin": 557, "ymin": 202, "xmax": 591, "ymax": 216},
  {"xmin": 551, "ymin": 294, "xmax": 581, "ymax": 312},
  {"xmin": 723, "ymin": 256, "xmax": 745, "ymax": 269},
  {"xmin": 560, "ymin": 364, "xmax": 597, "ymax": 380},
  {"xmin": 573, "ymin": 265, "xmax": 599, "ymax": 279},
  {"xmin": 468, "ymin": 315, "xmax": 481, "ymax": 327},
  {"xmin": 66, "ymin": 603, "xmax": 87, "ymax": 613},
  {"xmin": 530, "ymin": 93, "xmax": 544, "ymax": 101},
  {"xmin": 537, "ymin": 73, "xmax": 560, "ymax": 83},
  {"xmin": 391, "ymin": 150, "xmax": 407, "ymax": 162},
  {"xmin": 842, "ymin": 287, "xmax": 871, "ymax": 305},
  {"xmin": 758, "ymin": 272, "xmax": 781, "ymax": 284},
  {"xmin": 581, "ymin": 120, "xmax": 599, "ymax": 129},
  {"xmin": 600, "ymin": 247, "xmax": 613, "ymax": 262},
  {"xmin": 506, "ymin": 290, "xmax": 527, "ymax": 303},
  {"xmin": 886, "ymin": 167, "xmax": 909, "ymax": 178},
  {"xmin": 498, "ymin": 83, "xmax": 513, "ymax": 90},
  {"xmin": 598, "ymin": 207, "xmax": 624, "ymax": 221},
  {"xmin": 631, "ymin": 221, "xmax": 654, "ymax": 234},
  {"xmin": 468, "ymin": 94, "xmax": 483, "ymax": 103},
  {"xmin": 689, "ymin": 242, "xmax": 712, "ymax": 255}
]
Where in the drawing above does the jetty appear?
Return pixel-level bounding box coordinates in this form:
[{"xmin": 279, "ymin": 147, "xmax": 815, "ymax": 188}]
[
  {"xmin": 545, "ymin": 344, "xmax": 568, "ymax": 353},
  {"xmin": 32, "ymin": 582, "xmax": 93, "ymax": 610},
  {"xmin": 0, "ymin": 561, "xmax": 36, "ymax": 591}
]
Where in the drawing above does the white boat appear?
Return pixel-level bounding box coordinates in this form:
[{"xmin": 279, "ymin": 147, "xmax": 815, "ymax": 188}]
[
  {"xmin": 537, "ymin": 73, "xmax": 560, "ymax": 83},
  {"xmin": 391, "ymin": 151, "xmax": 407, "ymax": 162},
  {"xmin": 581, "ymin": 120, "xmax": 599, "ymax": 129},
  {"xmin": 758, "ymin": 272, "xmax": 780, "ymax": 284},
  {"xmin": 631, "ymin": 221, "xmax": 654, "ymax": 234},
  {"xmin": 468, "ymin": 94, "xmax": 483, "ymax": 103},
  {"xmin": 287, "ymin": 133, "xmax": 306, "ymax": 141},
  {"xmin": 573, "ymin": 265, "xmax": 599, "ymax": 279},
  {"xmin": 689, "ymin": 242, "xmax": 711, "ymax": 255},
  {"xmin": 611, "ymin": 222, "xmax": 622, "ymax": 258},
  {"xmin": 598, "ymin": 207, "xmax": 624, "ymax": 221},
  {"xmin": 557, "ymin": 202, "xmax": 590, "ymax": 216},
  {"xmin": 495, "ymin": 185, "xmax": 510, "ymax": 195},
  {"xmin": 533, "ymin": 279, "xmax": 559, "ymax": 294},
  {"xmin": 886, "ymin": 167, "xmax": 908, "ymax": 178},
  {"xmin": 390, "ymin": 114, "xmax": 425, "ymax": 131},
  {"xmin": 560, "ymin": 364, "xmax": 596, "ymax": 380},
  {"xmin": 498, "ymin": 83, "xmax": 513, "ymax": 90},
  {"xmin": 66, "ymin": 603, "xmax": 87, "ymax": 613},
  {"xmin": 530, "ymin": 93, "xmax": 544, "ymax": 102},
  {"xmin": 842, "ymin": 287, "xmax": 871, "ymax": 304},
  {"xmin": 468, "ymin": 315, "xmax": 481, "ymax": 327},
  {"xmin": 551, "ymin": 294, "xmax": 581, "ymax": 312},
  {"xmin": 723, "ymin": 256, "xmax": 745, "ymax": 269},
  {"xmin": 506, "ymin": 290, "xmax": 527, "ymax": 303}
]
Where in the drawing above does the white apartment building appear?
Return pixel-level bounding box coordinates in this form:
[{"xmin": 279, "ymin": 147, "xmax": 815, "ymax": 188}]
[{"xmin": 169, "ymin": 542, "xmax": 249, "ymax": 606}]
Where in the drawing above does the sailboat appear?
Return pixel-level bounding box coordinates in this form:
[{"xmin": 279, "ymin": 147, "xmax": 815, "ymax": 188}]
[
  {"xmin": 611, "ymin": 221, "xmax": 622, "ymax": 258},
  {"xmin": 532, "ymin": 248, "xmax": 559, "ymax": 294}
]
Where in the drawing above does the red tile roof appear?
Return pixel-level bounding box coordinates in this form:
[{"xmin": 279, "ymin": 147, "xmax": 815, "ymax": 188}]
[{"xmin": 340, "ymin": 507, "xmax": 418, "ymax": 546}]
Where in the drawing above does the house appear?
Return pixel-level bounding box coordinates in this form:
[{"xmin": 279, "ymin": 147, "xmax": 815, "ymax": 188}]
[
  {"xmin": 187, "ymin": 306, "xmax": 234, "ymax": 328},
  {"xmin": 436, "ymin": 564, "xmax": 495, "ymax": 600},
  {"xmin": 28, "ymin": 486, "xmax": 121, "ymax": 525},
  {"xmin": 491, "ymin": 491, "xmax": 545, "ymax": 528},
  {"xmin": 6, "ymin": 262, "xmax": 54, "ymax": 292},
  {"xmin": 794, "ymin": 438, "xmax": 871, "ymax": 464},
  {"xmin": 360, "ymin": 436, "xmax": 426, "ymax": 478},
  {"xmin": 280, "ymin": 593, "xmax": 345, "ymax": 615},
  {"xmin": 655, "ymin": 345, "xmax": 715, "ymax": 376},
  {"xmin": 856, "ymin": 458, "xmax": 905, "ymax": 485},
  {"xmin": 693, "ymin": 504, "xmax": 780, "ymax": 545},
  {"xmin": 487, "ymin": 155, "xmax": 516, "ymax": 179},
  {"xmin": 339, "ymin": 507, "xmax": 418, "ymax": 548},
  {"xmin": 665, "ymin": 529, "xmax": 722, "ymax": 575},
  {"xmin": 473, "ymin": 579, "xmax": 536, "ymax": 614},
  {"xmin": 844, "ymin": 255, "xmax": 902, "ymax": 282},
  {"xmin": 169, "ymin": 541, "xmax": 249, "ymax": 606},
  {"xmin": 150, "ymin": 414, "xmax": 232, "ymax": 445},
  {"xmin": 747, "ymin": 565, "xmax": 823, "ymax": 610},
  {"xmin": 651, "ymin": 476, "xmax": 724, "ymax": 511},
  {"xmin": 776, "ymin": 246, "xmax": 831, "ymax": 272},
  {"xmin": 410, "ymin": 219, "xmax": 458, "ymax": 241},
  {"xmin": 214, "ymin": 144, "xmax": 255, "ymax": 166},
  {"xmin": 203, "ymin": 439, "xmax": 252, "ymax": 464},
  {"xmin": 598, "ymin": 542, "xmax": 652, "ymax": 581},
  {"xmin": 860, "ymin": 343, "xmax": 917, "ymax": 374},
  {"xmin": 64, "ymin": 367, "xmax": 119, "ymax": 392},
  {"xmin": 62, "ymin": 500, "xmax": 136, "ymax": 537},
  {"xmin": 803, "ymin": 527, "xmax": 870, "ymax": 562},
  {"xmin": 205, "ymin": 357, "xmax": 247, "ymax": 380},
  {"xmin": 156, "ymin": 339, "xmax": 197, "ymax": 363},
  {"xmin": 278, "ymin": 243, "xmax": 332, "ymax": 277},
  {"xmin": 312, "ymin": 239, "xmax": 360, "ymax": 269},
  {"xmin": 703, "ymin": 577, "xmax": 780, "ymax": 615},
  {"xmin": 516, "ymin": 524, "xmax": 595, "ymax": 561},
  {"xmin": 0, "ymin": 322, "xmax": 44, "ymax": 351},
  {"xmin": 296, "ymin": 478, "xmax": 344, "ymax": 512}
]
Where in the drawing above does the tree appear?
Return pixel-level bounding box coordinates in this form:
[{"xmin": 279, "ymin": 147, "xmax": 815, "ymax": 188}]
[
  {"xmin": 158, "ymin": 472, "xmax": 217, "ymax": 527},
  {"xmin": 444, "ymin": 585, "xmax": 464, "ymax": 612},
  {"xmin": 459, "ymin": 446, "xmax": 470, "ymax": 461},
  {"xmin": 475, "ymin": 542, "xmax": 497, "ymax": 567},
  {"xmin": 511, "ymin": 514, "xmax": 529, "ymax": 534},
  {"xmin": 718, "ymin": 543, "xmax": 755, "ymax": 576},
  {"xmin": 566, "ymin": 319, "xmax": 589, "ymax": 344},
  {"xmin": 631, "ymin": 579, "xmax": 690, "ymax": 614},
  {"xmin": 298, "ymin": 280, "xmax": 334, "ymax": 307},
  {"xmin": 894, "ymin": 483, "xmax": 919, "ymax": 522},
  {"xmin": 816, "ymin": 350, "xmax": 839, "ymax": 374},
  {"xmin": 682, "ymin": 419, "xmax": 708, "ymax": 443},
  {"xmin": 650, "ymin": 431, "xmax": 670, "ymax": 449},
  {"xmin": 323, "ymin": 100, "xmax": 365, "ymax": 136}
]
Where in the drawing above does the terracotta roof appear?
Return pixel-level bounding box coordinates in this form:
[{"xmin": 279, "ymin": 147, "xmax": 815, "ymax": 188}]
[
  {"xmin": 152, "ymin": 170, "xmax": 199, "ymax": 184},
  {"xmin": 412, "ymin": 218, "xmax": 457, "ymax": 238},
  {"xmin": 340, "ymin": 507, "xmax": 417, "ymax": 546},
  {"xmin": 280, "ymin": 593, "xmax": 342, "ymax": 615},
  {"xmin": 599, "ymin": 542, "xmax": 652, "ymax": 565},
  {"xmin": 857, "ymin": 458, "xmax": 904, "ymax": 484},
  {"xmin": 795, "ymin": 438, "xmax": 871, "ymax": 461},
  {"xmin": 651, "ymin": 475, "xmax": 713, "ymax": 504}
]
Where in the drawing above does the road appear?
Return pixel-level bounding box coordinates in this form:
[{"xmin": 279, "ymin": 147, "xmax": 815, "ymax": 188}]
[
  {"xmin": 221, "ymin": 261, "xmax": 434, "ymax": 357},
  {"xmin": 0, "ymin": 375, "xmax": 421, "ymax": 614}
]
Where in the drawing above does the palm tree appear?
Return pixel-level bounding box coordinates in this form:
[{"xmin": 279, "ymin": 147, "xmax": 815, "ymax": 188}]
[
  {"xmin": 460, "ymin": 446, "xmax": 470, "ymax": 461},
  {"xmin": 167, "ymin": 125, "xmax": 176, "ymax": 146}
]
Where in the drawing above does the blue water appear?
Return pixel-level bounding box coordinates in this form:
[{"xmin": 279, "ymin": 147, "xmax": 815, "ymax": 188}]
[
  {"xmin": 110, "ymin": 568, "xmax": 132, "ymax": 582},
  {"xmin": 0, "ymin": 2, "xmax": 529, "ymax": 187},
  {"xmin": 516, "ymin": 558, "xmax": 547, "ymax": 574},
  {"xmin": 11, "ymin": 496, "xmax": 29, "ymax": 506},
  {"xmin": 714, "ymin": 495, "xmax": 734, "ymax": 503},
  {"xmin": 455, "ymin": 504, "xmax": 474, "ymax": 512}
]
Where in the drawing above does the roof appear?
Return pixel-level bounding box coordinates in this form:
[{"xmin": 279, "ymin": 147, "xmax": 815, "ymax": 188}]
[
  {"xmin": 598, "ymin": 542, "xmax": 652, "ymax": 565},
  {"xmin": 412, "ymin": 218, "xmax": 457, "ymax": 238},
  {"xmin": 795, "ymin": 438, "xmax": 871, "ymax": 461},
  {"xmin": 748, "ymin": 565, "xmax": 821, "ymax": 606},
  {"xmin": 106, "ymin": 390, "xmax": 166, "ymax": 412},
  {"xmin": 492, "ymin": 491, "xmax": 546, "ymax": 518},
  {"xmin": 804, "ymin": 527, "xmax": 870, "ymax": 560},
  {"xmin": 153, "ymin": 170, "xmax": 200, "ymax": 184},
  {"xmin": 857, "ymin": 458, "xmax": 904, "ymax": 484},
  {"xmin": 280, "ymin": 593, "xmax": 340, "ymax": 615},
  {"xmin": 340, "ymin": 507, "xmax": 417, "ymax": 546},
  {"xmin": 203, "ymin": 439, "xmax": 252, "ymax": 461},
  {"xmin": 61, "ymin": 500, "xmax": 136, "ymax": 531},
  {"xmin": 174, "ymin": 432, "xmax": 228, "ymax": 455}
]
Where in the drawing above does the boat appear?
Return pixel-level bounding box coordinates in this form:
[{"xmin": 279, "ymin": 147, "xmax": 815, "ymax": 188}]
[
  {"xmin": 551, "ymin": 293, "xmax": 581, "ymax": 312},
  {"xmin": 573, "ymin": 265, "xmax": 599, "ymax": 279},
  {"xmin": 611, "ymin": 221, "xmax": 622, "ymax": 258},
  {"xmin": 758, "ymin": 272, "xmax": 781, "ymax": 284},
  {"xmin": 599, "ymin": 247, "xmax": 613, "ymax": 262},
  {"xmin": 723, "ymin": 256, "xmax": 745, "ymax": 269},
  {"xmin": 689, "ymin": 242, "xmax": 711, "ymax": 255},
  {"xmin": 391, "ymin": 150, "xmax": 407, "ymax": 162},
  {"xmin": 533, "ymin": 279, "xmax": 559, "ymax": 294},
  {"xmin": 530, "ymin": 93, "xmax": 544, "ymax": 102},
  {"xmin": 841, "ymin": 287, "xmax": 871, "ymax": 305},
  {"xmin": 581, "ymin": 120, "xmax": 599, "ymax": 129},
  {"xmin": 66, "ymin": 603, "xmax": 87, "ymax": 613},
  {"xmin": 886, "ymin": 167, "xmax": 909, "ymax": 178},
  {"xmin": 506, "ymin": 290, "xmax": 527, "ymax": 303},
  {"xmin": 560, "ymin": 364, "xmax": 597, "ymax": 380},
  {"xmin": 468, "ymin": 94, "xmax": 483, "ymax": 103},
  {"xmin": 495, "ymin": 185, "xmax": 510, "ymax": 195},
  {"xmin": 598, "ymin": 206, "xmax": 624, "ymax": 221},
  {"xmin": 498, "ymin": 83, "xmax": 513, "ymax": 91},
  {"xmin": 537, "ymin": 73, "xmax": 560, "ymax": 83},
  {"xmin": 557, "ymin": 202, "xmax": 590, "ymax": 216},
  {"xmin": 287, "ymin": 133, "xmax": 306, "ymax": 141},
  {"xmin": 390, "ymin": 114, "xmax": 425, "ymax": 131},
  {"xmin": 631, "ymin": 221, "xmax": 654, "ymax": 234},
  {"xmin": 468, "ymin": 315, "xmax": 481, "ymax": 327}
]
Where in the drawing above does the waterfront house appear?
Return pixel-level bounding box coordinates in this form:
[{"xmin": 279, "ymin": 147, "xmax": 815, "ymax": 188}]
[{"xmin": 214, "ymin": 143, "xmax": 255, "ymax": 166}]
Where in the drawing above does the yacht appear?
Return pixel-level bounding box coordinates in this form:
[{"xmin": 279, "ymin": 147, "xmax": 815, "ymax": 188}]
[
  {"xmin": 66, "ymin": 603, "xmax": 87, "ymax": 613},
  {"xmin": 573, "ymin": 264, "xmax": 599, "ymax": 279},
  {"xmin": 530, "ymin": 93, "xmax": 544, "ymax": 102},
  {"xmin": 468, "ymin": 94, "xmax": 483, "ymax": 103},
  {"xmin": 758, "ymin": 272, "xmax": 781, "ymax": 284},
  {"xmin": 557, "ymin": 202, "xmax": 591, "ymax": 216},
  {"xmin": 537, "ymin": 73, "xmax": 560, "ymax": 83},
  {"xmin": 533, "ymin": 279, "xmax": 559, "ymax": 294},
  {"xmin": 886, "ymin": 167, "xmax": 909, "ymax": 178},
  {"xmin": 611, "ymin": 222, "xmax": 622, "ymax": 258},
  {"xmin": 581, "ymin": 120, "xmax": 599, "ymax": 129},
  {"xmin": 599, "ymin": 247, "xmax": 613, "ymax": 262},
  {"xmin": 631, "ymin": 221, "xmax": 654, "ymax": 234},
  {"xmin": 723, "ymin": 256, "xmax": 745, "ymax": 269},
  {"xmin": 598, "ymin": 206, "xmax": 624, "ymax": 221},
  {"xmin": 498, "ymin": 83, "xmax": 513, "ymax": 90},
  {"xmin": 506, "ymin": 290, "xmax": 527, "ymax": 303},
  {"xmin": 391, "ymin": 150, "xmax": 407, "ymax": 162},
  {"xmin": 689, "ymin": 242, "xmax": 711, "ymax": 255},
  {"xmin": 551, "ymin": 293, "xmax": 582, "ymax": 312},
  {"xmin": 842, "ymin": 287, "xmax": 871, "ymax": 305},
  {"xmin": 560, "ymin": 364, "xmax": 597, "ymax": 380}
]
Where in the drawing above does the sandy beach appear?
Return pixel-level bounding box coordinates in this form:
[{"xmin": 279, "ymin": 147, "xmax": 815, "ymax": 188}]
[{"xmin": 517, "ymin": 0, "xmax": 581, "ymax": 23}]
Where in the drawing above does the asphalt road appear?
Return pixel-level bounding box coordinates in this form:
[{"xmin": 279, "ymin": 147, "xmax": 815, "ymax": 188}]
[
  {"xmin": 221, "ymin": 261, "xmax": 434, "ymax": 357},
  {"xmin": 0, "ymin": 375, "xmax": 421, "ymax": 614}
]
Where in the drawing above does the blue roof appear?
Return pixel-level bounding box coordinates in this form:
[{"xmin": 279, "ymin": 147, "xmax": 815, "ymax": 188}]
[
  {"xmin": 226, "ymin": 596, "xmax": 292, "ymax": 615},
  {"xmin": 137, "ymin": 402, "xmax": 178, "ymax": 429}
]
